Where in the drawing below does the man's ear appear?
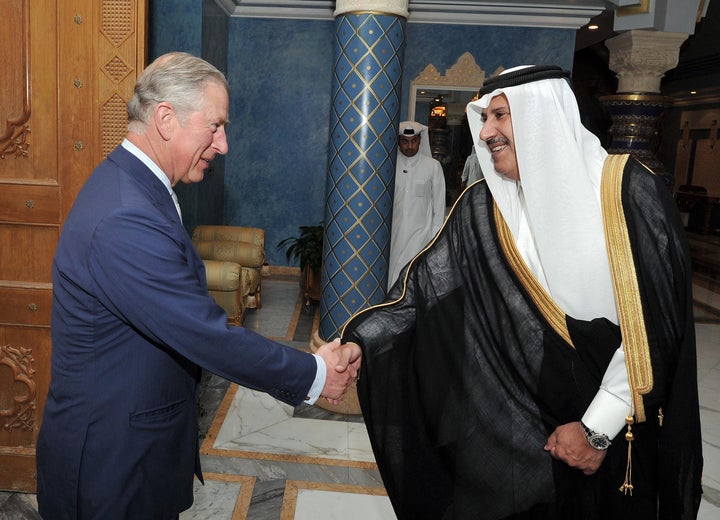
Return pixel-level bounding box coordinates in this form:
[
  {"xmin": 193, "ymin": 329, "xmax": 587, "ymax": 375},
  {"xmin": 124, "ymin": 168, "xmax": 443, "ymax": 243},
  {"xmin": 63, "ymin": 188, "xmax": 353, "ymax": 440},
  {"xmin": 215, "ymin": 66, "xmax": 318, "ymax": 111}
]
[{"xmin": 154, "ymin": 102, "xmax": 175, "ymax": 141}]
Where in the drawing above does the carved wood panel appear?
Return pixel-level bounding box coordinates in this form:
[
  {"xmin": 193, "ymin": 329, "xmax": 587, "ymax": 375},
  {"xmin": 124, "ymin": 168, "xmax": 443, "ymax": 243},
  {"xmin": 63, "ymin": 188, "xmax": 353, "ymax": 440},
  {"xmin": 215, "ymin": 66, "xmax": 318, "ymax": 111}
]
[
  {"xmin": 0, "ymin": 0, "xmax": 31, "ymax": 161},
  {"xmin": 0, "ymin": 0, "xmax": 146, "ymax": 493}
]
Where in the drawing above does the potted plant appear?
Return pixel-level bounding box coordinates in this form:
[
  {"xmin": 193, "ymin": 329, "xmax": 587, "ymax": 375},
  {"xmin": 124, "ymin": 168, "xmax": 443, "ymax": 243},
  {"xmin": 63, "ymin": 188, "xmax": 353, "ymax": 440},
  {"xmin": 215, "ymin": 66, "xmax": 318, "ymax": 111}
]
[{"xmin": 277, "ymin": 224, "xmax": 324, "ymax": 304}]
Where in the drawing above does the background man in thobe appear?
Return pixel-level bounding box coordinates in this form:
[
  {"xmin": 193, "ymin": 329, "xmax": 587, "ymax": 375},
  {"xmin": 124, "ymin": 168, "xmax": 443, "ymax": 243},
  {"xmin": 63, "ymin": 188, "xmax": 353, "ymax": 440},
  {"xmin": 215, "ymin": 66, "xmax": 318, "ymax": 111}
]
[
  {"xmin": 387, "ymin": 121, "xmax": 446, "ymax": 289},
  {"xmin": 460, "ymin": 144, "xmax": 483, "ymax": 189}
]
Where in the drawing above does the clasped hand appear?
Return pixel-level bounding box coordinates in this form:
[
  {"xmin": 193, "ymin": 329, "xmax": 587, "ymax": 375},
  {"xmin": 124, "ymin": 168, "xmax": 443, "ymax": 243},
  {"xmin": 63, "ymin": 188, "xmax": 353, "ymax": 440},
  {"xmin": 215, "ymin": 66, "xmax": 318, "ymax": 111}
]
[
  {"xmin": 544, "ymin": 421, "xmax": 607, "ymax": 475},
  {"xmin": 316, "ymin": 339, "xmax": 362, "ymax": 405}
]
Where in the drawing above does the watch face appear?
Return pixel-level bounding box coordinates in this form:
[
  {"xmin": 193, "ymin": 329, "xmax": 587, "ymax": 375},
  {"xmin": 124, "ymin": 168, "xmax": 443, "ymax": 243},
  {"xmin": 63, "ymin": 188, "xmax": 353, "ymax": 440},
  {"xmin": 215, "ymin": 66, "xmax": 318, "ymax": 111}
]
[
  {"xmin": 581, "ymin": 422, "xmax": 611, "ymax": 450},
  {"xmin": 589, "ymin": 434, "xmax": 611, "ymax": 450}
]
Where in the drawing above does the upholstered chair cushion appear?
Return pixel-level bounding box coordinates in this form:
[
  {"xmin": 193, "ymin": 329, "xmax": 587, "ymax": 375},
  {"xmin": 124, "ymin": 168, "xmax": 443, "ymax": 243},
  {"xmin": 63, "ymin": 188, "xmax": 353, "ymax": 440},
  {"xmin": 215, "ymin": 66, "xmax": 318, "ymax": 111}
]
[
  {"xmin": 192, "ymin": 225, "xmax": 266, "ymax": 321},
  {"xmin": 207, "ymin": 289, "xmax": 242, "ymax": 324},
  {"xmin": 192, "ymin": 225, "xmax": 265, "ymax": 249},
  {"xmin": 194, "ymin": 240, "xmax": 264, "ymax": 269},
  {"xmin": 242, "ymin": 267, "xmax": 261, "ymax": 308},
  {"xmin": 202, "ymin": 259, "xmax": 243, "ymax": 324},
  {"xmin": 203, "ymin": 259, "xmax": 241, "ymax": 291}
]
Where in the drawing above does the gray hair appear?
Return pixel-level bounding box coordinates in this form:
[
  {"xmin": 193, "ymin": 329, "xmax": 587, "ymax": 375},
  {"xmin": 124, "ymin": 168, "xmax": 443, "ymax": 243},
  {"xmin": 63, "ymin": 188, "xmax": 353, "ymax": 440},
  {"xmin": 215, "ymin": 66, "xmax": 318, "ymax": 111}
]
[{"xmin": 127, "ymin": 52, "xmax": 228, "ymax": 128}]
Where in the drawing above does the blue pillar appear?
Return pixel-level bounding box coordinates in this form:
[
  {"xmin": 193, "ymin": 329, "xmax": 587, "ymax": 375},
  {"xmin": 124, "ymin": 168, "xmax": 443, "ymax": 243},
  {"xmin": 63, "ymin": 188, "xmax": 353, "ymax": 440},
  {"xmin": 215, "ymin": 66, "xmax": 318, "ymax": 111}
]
[
  {"xmin": 319, "ymin": 1, "xmax": 407, "ymax": 340},
  {"xmin": 601, "ymin": 94, "xmax": 670, "ymax": 179}
]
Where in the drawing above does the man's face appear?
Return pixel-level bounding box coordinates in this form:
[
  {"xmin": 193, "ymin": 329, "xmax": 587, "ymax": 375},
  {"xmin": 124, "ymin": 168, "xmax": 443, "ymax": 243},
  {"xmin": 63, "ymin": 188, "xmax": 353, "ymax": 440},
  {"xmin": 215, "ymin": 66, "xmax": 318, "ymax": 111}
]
[
  {"xmin": 398, "ymin": 134, "xmax": 421, "ymax": 158},
  {"xmin": 479, "ymin": 94, "xmax": 519, "ymax": 181},
  {"xmin": 172, "ymin": 81, "xmax": 230, "ymax": 185}
]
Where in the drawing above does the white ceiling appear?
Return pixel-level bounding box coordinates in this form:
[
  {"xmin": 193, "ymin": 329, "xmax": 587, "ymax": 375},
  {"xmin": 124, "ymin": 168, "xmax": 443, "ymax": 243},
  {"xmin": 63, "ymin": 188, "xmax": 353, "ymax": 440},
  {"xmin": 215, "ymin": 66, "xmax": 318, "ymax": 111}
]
[
  {"xmin": 214, "ymin": 0, "xmax": 615, "ymax": 29},
  {"xmin": 213, "ymin": 1, "xmax": 710, "ymax": 35}
]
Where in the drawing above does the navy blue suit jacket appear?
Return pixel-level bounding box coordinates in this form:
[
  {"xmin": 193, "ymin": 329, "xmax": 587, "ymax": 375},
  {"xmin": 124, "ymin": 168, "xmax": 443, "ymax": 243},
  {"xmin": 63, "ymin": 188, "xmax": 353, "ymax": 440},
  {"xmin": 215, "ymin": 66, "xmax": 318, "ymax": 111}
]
[{"xmin": 37, "ymin": 146, "xmax": 317, "ymax": 519}]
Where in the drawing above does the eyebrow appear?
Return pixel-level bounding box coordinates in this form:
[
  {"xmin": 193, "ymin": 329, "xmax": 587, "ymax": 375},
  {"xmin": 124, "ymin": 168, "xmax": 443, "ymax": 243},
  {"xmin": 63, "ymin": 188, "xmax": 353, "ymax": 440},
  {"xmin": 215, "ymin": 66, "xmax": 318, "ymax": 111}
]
[{"xmin": 481, "ymin": 104, "xmax": 510, "ymax": 119}]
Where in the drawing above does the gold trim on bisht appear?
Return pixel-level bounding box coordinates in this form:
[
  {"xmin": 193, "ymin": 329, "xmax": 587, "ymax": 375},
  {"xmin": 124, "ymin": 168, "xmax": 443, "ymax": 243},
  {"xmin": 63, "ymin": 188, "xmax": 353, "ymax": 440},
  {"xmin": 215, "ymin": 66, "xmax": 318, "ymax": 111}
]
[
  {"xmin": 494, "ymin": 204, "xmax": 573, "ymax": 347},
  {"xmin": 340, "ymin": 178, "xmax": 463, "ymax": 337},
  {"xmin": 600, "ymin": 154, "xmax": 653, "ymax": 423}
]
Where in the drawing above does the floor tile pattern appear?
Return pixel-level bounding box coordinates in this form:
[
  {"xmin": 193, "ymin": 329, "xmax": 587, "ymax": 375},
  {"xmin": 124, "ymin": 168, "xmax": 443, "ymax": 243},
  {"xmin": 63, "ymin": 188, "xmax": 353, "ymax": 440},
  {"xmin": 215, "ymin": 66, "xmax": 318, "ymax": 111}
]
[{"xmin": 2, "ymin": 232, "xmax": 719, "ymax": 519}]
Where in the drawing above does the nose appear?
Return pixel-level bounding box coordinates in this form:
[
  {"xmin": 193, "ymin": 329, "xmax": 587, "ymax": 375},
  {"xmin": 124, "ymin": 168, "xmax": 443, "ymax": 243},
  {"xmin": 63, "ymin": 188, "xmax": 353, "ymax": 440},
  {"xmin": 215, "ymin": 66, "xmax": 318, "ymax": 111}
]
[
  {"xmin": 213, "ymin": 126, "xmax": 229, "ymax": 155},
  {"xmin": 479, "ymin": 123, "xmax": 493, "ymax": 142}
]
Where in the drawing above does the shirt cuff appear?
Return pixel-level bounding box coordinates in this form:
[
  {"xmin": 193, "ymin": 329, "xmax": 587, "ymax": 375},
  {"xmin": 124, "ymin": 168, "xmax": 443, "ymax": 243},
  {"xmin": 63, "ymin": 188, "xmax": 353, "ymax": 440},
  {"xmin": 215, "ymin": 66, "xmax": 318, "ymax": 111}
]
[
  {"xmin": 581, "ymin": 346, "xmax": 633, "ymax": 439},
  {"xmin": 303, "ymin": 354, "xmax": 326, "ymax": 405}
]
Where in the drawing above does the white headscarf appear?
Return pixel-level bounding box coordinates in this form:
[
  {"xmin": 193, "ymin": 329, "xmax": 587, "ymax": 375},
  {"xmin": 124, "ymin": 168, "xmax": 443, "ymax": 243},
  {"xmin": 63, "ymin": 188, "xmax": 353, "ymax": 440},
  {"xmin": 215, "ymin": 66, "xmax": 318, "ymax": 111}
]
[
  {"xmin": 465, "ymin": 66, "xmax": 616, "ymax": 324},
  {"xmin": 398, "ymin": 120, "xmax": 432, "ymax": 158}
]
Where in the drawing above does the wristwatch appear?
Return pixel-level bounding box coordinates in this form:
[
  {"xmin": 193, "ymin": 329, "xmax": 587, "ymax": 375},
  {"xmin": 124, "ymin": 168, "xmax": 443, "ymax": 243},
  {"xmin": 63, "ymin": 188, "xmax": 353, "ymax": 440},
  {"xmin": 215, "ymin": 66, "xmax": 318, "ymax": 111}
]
[{"xmin": 580, "ymin": 421, "xmax": 612, "ymax": 450}]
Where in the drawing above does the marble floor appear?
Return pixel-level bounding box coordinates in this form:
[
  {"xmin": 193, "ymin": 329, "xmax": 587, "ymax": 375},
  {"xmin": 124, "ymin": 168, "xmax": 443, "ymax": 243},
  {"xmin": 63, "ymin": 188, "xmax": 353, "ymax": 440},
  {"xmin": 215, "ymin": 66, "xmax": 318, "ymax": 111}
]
[{"xmin": 1, "ymin": 232, "xmax": 719, "ymax": 519}]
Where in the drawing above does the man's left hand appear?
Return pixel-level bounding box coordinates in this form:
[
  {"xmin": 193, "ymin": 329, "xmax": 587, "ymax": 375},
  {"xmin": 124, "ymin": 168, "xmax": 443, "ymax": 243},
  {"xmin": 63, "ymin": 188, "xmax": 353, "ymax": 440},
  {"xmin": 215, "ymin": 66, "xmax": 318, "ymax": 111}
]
[{"xmin": 544, "ymin": 421, "xmax": 607, "ymax": 475}]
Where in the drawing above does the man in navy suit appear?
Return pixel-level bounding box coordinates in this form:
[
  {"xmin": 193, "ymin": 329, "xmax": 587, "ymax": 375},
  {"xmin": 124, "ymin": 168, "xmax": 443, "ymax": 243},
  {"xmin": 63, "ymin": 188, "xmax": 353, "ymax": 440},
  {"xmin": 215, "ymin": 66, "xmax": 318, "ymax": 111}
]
[{"xmin": 36, "ymin": 52, "xmax": 361, "ymax": 519}]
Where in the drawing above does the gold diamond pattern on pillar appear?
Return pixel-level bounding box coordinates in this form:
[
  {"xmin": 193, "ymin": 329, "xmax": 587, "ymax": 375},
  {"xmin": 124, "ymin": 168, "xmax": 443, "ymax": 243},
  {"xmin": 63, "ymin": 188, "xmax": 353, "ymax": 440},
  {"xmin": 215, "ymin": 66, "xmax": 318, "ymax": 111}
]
[{"xmin": 320, "ymin": 12, "xmax": 405, "ymax": 340}]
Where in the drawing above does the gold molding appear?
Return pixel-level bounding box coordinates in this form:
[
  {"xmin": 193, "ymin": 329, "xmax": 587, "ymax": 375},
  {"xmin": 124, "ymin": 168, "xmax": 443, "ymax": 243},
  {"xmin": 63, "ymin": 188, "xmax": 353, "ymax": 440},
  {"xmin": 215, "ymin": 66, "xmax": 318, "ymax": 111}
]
[
  {"xmin": 411, "ymin": 52, "xmax": 487, "ymax": 89},
  {"xmin": 408, "ymin": 52, "xmax": 495, "ymax": 120}
]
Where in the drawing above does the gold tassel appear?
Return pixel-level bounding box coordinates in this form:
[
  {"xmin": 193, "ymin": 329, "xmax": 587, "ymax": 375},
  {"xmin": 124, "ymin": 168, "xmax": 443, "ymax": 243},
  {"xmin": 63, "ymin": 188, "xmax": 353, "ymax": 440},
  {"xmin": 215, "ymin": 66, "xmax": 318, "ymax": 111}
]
[
  {"xmin": 658, "ymin": 407, "xmax": 663, "ymax": 427},
  {"xmin": 619, "ymin": 415, "xmax": 635, "ymax": 495}
]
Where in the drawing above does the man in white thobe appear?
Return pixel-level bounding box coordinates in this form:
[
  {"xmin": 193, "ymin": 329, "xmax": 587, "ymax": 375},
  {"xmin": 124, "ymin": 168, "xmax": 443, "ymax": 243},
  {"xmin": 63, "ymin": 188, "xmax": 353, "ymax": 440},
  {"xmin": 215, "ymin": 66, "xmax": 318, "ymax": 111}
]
[
  {"xmin": 387, "ymin": 121, "xmax": 446, "ymax": 290},
  {"xmin": 461, "ymin": 145, "xmax": 483, "ymax": 189}
]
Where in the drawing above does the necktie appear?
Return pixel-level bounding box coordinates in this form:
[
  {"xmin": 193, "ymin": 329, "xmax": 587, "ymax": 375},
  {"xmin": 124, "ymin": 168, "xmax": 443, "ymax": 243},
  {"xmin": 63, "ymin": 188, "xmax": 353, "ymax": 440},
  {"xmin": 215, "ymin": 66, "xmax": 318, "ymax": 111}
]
[{"xmin": 171, "ymin": 190, "xmax": 182, "ymax": 223}]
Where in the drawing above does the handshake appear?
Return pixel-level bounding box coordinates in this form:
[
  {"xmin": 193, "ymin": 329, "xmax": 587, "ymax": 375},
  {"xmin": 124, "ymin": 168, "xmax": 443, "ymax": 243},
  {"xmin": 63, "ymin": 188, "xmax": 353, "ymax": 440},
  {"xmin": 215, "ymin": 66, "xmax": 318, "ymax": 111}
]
[{"xmin": 315, "ymin": 338, "xmax": 362, "ymax": 405}]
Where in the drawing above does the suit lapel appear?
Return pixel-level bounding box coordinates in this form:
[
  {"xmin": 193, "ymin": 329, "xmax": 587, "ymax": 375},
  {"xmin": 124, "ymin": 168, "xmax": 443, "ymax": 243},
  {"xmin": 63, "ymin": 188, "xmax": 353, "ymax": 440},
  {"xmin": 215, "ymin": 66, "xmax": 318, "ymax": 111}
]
[
  {"xmin": 107, "ymin": 147, "xmax": 183, "ymax": 226},
  {"xmin": 107, "ymin": 147, "xmax": 206, "ymax": 282}
]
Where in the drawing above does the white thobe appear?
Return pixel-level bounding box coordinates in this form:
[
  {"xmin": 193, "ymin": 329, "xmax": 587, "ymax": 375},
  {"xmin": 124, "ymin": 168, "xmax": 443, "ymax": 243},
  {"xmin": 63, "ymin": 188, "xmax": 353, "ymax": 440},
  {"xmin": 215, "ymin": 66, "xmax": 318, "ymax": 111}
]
[
  {"xmin": 388, "ymin": 153, "xmax": 446, "ymax": 289},
  {"xmin": 461, "ymin": 147, "xmax": 483, "ymax": 186}
]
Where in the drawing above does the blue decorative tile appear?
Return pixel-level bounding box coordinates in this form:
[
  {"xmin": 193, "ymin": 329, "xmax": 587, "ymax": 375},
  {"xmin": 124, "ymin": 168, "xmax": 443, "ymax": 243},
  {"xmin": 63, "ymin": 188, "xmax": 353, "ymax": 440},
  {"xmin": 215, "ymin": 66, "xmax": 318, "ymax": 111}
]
[{"xmin": 320, "ymin": 13, "xmax": 406, "ymax": 340}]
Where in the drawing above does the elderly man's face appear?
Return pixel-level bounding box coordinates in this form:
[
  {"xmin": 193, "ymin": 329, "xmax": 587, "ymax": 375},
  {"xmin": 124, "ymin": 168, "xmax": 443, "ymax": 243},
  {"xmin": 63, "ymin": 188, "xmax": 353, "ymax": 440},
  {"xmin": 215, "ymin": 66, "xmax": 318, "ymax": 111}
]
[
  {"xmin": 173, "ymin": 81, "xmax": 230, "ymax": 185},
  {"xmin": 398, "ymin": 134, "xmax": 421, "ymax": 158},
  {"xmin": 479, "ymin": 94, "xmax": 519, "ymax": 181}
]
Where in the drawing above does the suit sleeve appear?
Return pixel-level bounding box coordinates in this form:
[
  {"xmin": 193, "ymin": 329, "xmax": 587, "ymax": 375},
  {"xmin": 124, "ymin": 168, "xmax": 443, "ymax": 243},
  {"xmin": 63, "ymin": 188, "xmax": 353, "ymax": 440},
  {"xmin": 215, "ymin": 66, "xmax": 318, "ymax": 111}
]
[{"xmin": 88, "ymin": 206, "xmax": 317, "ymax": 406}]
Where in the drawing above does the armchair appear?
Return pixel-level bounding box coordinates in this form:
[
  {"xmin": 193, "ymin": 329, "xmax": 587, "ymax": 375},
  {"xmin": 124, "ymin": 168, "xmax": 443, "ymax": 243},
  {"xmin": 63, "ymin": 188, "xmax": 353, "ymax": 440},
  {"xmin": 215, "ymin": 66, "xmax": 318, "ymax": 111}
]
[{"xmin": 192, "ymin": 225, "xmax": 265, "ymax": 324}]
